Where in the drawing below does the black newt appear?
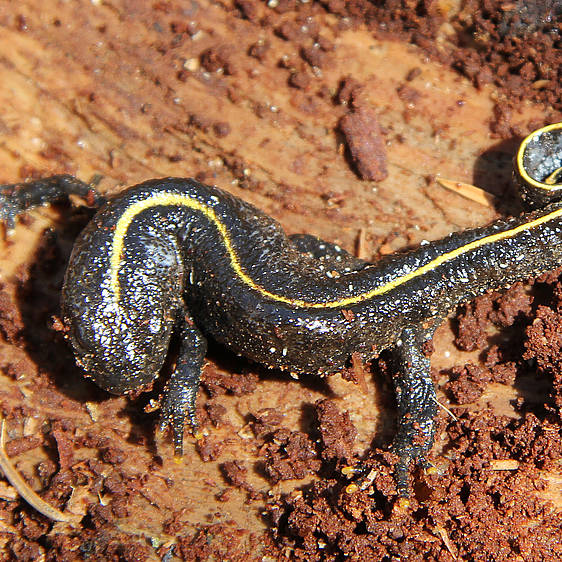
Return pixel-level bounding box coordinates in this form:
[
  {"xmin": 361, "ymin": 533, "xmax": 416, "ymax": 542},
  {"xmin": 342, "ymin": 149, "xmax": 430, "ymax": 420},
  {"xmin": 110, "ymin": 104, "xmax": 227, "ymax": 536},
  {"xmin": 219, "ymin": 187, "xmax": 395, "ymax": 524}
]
[{"xmin": 1, "ymin": 122, "xmax": 561, "ymax": 497}]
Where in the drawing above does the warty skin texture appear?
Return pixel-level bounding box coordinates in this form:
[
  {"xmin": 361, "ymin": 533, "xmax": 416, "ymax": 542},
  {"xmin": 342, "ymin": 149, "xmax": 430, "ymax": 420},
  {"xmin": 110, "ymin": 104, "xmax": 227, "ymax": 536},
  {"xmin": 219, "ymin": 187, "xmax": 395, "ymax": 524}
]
[
  {"xmin": 1, "ymin": 123, "xmax": 561, "ymax": 497},
  {"xmin": 61, "ymin": 179, "xmax": 562, "ymax": 384},
  {"xmin": 59, "ymin": 177, "xmax": 562, "ymax": 493}
]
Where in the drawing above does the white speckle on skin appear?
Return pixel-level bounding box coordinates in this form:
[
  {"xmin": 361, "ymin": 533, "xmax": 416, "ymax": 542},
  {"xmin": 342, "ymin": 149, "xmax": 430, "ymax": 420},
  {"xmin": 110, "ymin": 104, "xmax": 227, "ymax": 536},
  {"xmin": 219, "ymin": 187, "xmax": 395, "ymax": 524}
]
[{"xmin": 148, "ymin": 317, "xmax": 162, "ymax": 334}]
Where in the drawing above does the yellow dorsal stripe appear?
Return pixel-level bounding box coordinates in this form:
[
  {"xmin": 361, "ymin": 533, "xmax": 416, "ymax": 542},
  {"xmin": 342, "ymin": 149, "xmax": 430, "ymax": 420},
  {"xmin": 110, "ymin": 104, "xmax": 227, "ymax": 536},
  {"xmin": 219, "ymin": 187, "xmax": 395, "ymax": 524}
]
[{"xmin": 110, "ymin": 193, "xmax": 562, "ymax": 309}]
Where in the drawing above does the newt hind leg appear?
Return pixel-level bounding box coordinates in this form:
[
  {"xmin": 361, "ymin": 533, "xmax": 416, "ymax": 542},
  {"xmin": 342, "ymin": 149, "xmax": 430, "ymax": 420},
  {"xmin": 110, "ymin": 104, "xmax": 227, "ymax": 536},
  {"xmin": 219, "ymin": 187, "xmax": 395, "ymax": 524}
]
[{"xmin": 391, "ymin": 326, "xmax": 438, "ymax": 497}]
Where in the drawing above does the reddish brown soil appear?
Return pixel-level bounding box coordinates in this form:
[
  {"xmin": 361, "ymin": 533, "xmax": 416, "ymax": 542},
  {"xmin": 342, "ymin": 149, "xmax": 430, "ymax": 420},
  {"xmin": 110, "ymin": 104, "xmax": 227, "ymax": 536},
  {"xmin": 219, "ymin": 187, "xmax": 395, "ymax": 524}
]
[{"xmin": 0, "ymin": 1, "xmax": 560, "ymax": 560}]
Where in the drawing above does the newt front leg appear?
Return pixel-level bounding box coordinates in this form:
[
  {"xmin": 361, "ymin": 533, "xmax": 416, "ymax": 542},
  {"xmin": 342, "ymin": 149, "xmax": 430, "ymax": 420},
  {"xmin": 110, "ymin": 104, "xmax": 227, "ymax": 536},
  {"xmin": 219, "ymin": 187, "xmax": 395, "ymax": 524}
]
[
  {"xmin": 0, "ymin": 174, "xmax": 104, "ymax": 231},
  {"xmin": 159, "ymin": 311, "xmax": 207, "ymax": 456}
]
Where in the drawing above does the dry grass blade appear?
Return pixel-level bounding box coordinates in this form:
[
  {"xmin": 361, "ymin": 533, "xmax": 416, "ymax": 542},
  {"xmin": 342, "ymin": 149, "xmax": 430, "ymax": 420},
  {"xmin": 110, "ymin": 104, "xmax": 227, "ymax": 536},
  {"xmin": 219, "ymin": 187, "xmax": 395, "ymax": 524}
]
[{"xmin": 437, "ymin": 178, "xmax": 497, "ymax": 208}]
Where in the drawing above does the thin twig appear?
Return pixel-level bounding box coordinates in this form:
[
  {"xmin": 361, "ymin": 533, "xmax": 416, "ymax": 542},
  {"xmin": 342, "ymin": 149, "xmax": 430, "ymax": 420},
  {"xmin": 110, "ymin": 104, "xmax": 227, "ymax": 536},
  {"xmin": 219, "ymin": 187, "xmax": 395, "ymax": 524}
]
[
  {"xmin": 355, "ymin": 227, "xmax": 369, "ymax": 260},
  {"xmin": 433, "ymin": 397, "xmax": 458, "ymax": 422},
  {"xmin": 435, "ymin": 524, "xmax": 457, "ymax": 560},
  {"xmin": 0, "ymin": 415, "xmax": 81, "ymax": 525}
]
